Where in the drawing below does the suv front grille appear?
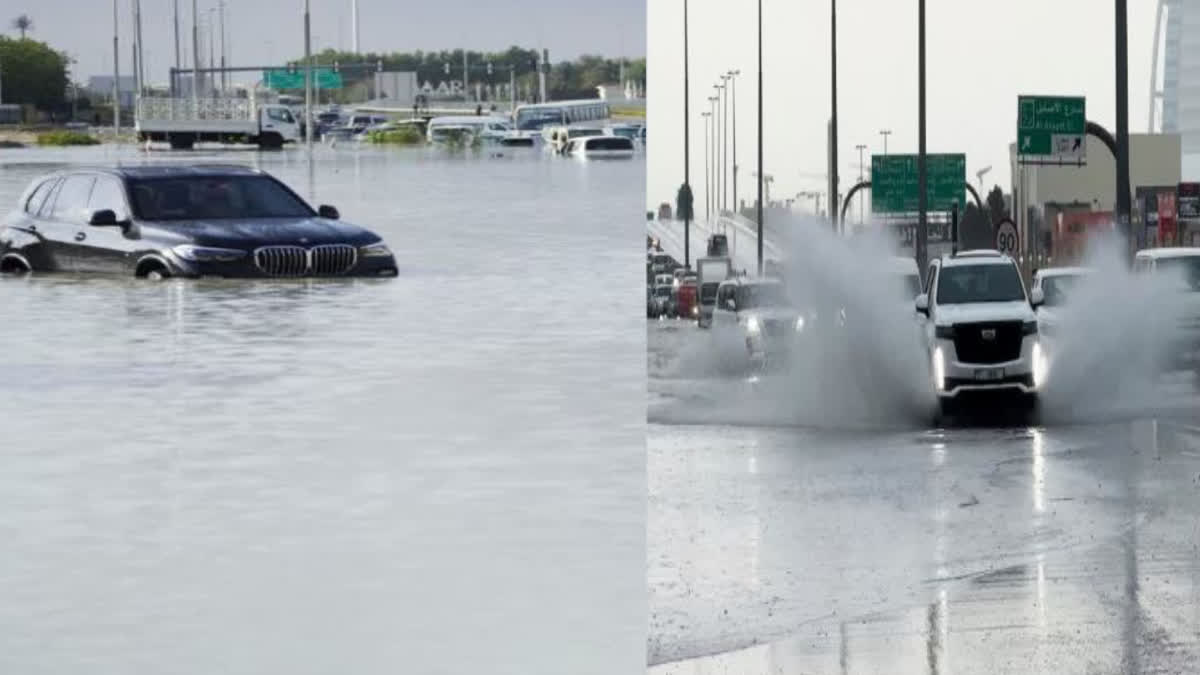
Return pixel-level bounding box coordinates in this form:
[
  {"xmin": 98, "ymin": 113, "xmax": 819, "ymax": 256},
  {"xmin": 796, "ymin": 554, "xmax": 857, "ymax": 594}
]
[
  {"xmin": 952, "ymin": 321, "xmax": 1023, "ymax": 364},
  {"xmin": 253, "ymin": 245, "xmax": 358, "ymax": 277},
  {"xmin": 761, "ymin": 318, "xmax": 790, "ymax": 338}
]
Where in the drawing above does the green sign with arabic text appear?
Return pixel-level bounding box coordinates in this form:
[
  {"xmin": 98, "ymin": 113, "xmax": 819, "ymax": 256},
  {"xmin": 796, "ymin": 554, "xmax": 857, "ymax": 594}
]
[
  {"xmin": 263, "ymin": 68, "xmax": 343, "ymax": 90},
  {"xmin": 871, "ymin": 153, "xmax": 965, "ymax": 214},
  {"xmin": 1017, "ymin": 95, "xmax": 1086, "ymax": 162}
]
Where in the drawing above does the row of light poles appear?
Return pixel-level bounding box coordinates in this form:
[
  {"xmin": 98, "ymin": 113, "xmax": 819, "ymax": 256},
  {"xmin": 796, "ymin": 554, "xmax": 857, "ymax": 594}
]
[
  {"xmin": 680, "ymin": 0, "xmax": 1131, "ymax": 274},
  {"xmin": 699, "ymin": 70, "xmax": 740, "ymax": 223}
]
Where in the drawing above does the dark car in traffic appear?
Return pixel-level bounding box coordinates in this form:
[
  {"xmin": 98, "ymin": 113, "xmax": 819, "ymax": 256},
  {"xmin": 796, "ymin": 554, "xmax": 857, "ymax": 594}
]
[{"xmin": 0, "ymin": 164, "xmax": 398, "ymax": 279}]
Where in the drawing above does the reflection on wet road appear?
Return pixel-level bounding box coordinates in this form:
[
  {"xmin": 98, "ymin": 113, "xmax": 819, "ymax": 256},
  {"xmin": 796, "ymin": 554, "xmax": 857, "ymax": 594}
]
[
  {"xmin": 0, "ymin": 147, "xmax": 646, "ymax": 675},
  {"xmin": 648, "ymin": 322, "xmax": 1200, "ymax": 673}
]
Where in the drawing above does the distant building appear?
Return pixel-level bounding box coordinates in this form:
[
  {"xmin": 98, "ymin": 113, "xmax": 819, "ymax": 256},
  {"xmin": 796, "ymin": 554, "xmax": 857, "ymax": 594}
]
[
  {"xmin": 1152, "ymin": 0, "xmax": 1200, "ymax": 175},
  {"xmin": 86, "ymin": 75, "xmax": 137, "ymax": 109}
]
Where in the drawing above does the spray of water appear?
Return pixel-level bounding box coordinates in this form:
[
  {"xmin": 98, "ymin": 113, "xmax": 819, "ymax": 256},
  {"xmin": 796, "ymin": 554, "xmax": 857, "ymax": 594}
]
[
  {"xmin": 651, "ymin": 216, "xmax": 1200, "ymax": 430},
  {"xmin": 1037, "ymin": 233, "xmax": 1200, "ymax": 422}
]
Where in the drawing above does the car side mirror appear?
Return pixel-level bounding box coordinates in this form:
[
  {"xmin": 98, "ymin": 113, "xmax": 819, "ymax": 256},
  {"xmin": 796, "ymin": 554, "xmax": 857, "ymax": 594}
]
[
  {"xmin": 89, "ymin": 209, "xmax": 119, "ymax": 227},
  {"xmin": 915, "ymin": 293, "xmax": 930, "ymax": 315},
  {"xmin": 318, "ymin": 204, "xmax": 340, "ymax": 219},
  {"xmin": 1030, "ymin": 288, "xmax": 1045, "ymax": 308}
]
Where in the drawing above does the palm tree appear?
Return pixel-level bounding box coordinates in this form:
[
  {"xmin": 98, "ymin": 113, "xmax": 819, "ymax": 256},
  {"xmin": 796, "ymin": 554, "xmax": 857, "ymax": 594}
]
[{"xmin": 12, "ymin": 14, "xmax": 32, "ymax": 39}]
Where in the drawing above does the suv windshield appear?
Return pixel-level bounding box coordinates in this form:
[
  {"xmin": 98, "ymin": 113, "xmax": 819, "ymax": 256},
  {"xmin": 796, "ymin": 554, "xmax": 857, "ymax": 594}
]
[
  {"xmin": 936, "ymin": 263, "xmax": 1026, "ymax": 304},
  {"xmin": 1041, "ymin": 274, "xmax": 1085, "ymax": 306},
  {"xmin": 735, "ymin": 283, "xmax": 789, "ymax": 310},
  {"xmin": 128, "ymin": 176, "xmax": 314, "ymax": 221},
  {"xmin": 1154, "ymin": 256, "xmax": 1200, "ymax": 291}
]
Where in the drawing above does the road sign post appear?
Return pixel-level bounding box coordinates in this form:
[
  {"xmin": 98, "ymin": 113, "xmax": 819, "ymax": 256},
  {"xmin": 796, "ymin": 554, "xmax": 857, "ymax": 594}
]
[
  {"xmin": 995, "ymin": 219, "xmax": 1019, "ymax": 255},
  {"xmin": 871, "ymin": 153, "xmax": 965, "ymax": 214},
  {"xmin": 1017, "ymin": 95, "xmax": 1086, "ymax": 165}
]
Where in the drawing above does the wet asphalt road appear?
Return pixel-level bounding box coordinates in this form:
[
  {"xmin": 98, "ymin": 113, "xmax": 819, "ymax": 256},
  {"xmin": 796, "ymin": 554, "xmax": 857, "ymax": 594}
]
[{"xmin": 648, "ymin": 320, "xmax": 1200, "ymax": 673}]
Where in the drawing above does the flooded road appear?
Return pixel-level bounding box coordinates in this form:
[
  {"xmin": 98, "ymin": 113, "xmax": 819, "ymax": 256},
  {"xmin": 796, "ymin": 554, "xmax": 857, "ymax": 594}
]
[
  {"xmin": 0, "ymin": 145, "xmax": 646, "ymax": 675},
  {"xmin": 648, "ymin": 321, "xmax": 1200, "ymax": 673}
]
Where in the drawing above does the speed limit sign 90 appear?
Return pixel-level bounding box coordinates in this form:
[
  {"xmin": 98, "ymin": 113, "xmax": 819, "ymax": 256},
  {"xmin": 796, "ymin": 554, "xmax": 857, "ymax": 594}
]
[{"xmin": 994, "ymin": 220, "xmax": 1019, "ymax": 255}]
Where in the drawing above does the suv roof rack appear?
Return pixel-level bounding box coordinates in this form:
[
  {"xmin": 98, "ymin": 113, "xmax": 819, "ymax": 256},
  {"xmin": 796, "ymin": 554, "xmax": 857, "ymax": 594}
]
[{"xmin": 952, "ymin": 249, "xmax": 1004, "ymax": 258}]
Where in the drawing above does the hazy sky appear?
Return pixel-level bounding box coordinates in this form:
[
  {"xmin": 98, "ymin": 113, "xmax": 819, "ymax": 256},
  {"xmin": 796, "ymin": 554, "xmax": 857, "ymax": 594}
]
[
  {"xmin": 648, "ymin": 0, "xmax": 1159, "ymax": 213},
  {"xmin": 13, "ymin": 0, "xmax": 645, "ymax": 84}
]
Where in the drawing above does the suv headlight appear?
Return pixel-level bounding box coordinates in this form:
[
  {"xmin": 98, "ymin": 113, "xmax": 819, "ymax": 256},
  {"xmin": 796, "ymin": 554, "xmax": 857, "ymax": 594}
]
[
  {"xmin": 934, "ymin": 325, "xmax": 956, "ymax": 339},
  {"xmin": 746, "ymin": 316, "xmax": 761, "ymax": 335},
  {"xmin": 172, "ymin": 245, "xmax": 246, "ymax": 262},
  {"xmin": 360, "ymin": 241, "xmax": 393, "ymax": 258},
  {"xmin": 1022, "ymin": 320, "xmax": 1039, "ymax": 336}
]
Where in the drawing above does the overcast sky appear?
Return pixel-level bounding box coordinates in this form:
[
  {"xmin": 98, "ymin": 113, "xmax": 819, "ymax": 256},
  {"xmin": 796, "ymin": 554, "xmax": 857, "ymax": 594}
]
[
  {"xmin": 13, "ymin": 0, "xmax": 644, "ymax": 84},
  {"xmin": 648, "ymin": 0, "xmax": 1159, "ymax": 213}
]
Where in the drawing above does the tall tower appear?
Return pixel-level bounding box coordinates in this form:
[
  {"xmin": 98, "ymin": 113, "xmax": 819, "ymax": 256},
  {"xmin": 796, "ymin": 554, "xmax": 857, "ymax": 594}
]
[{"xmin": 1152, "ymin": 0, "xmax": 1200, "ymax": 154}]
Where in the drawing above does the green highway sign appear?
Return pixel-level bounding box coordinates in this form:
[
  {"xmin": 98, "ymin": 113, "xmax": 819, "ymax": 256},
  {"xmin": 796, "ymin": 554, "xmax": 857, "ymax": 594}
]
[
  {"xmin": 871, "ymin": 153, "xmax": 966, "ymax": 214},
  {"xmin": 1017, "ymin": 95, "xmax": 1086, "ymax": 163},
  {"xmin": 263, "ymin": 68, "xmax": 343, "ymax": 90}
]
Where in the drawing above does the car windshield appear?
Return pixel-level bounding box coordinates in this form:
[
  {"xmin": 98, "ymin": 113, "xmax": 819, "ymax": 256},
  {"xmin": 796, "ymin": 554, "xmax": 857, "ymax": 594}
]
[
  {"xmin": 735, "ymin": 283, "xmax": 789, "ymax": 310},
  {"xmin": 1040, "ymin": 274, "xmax": 1085, "ymax": 306},
  {"xmin": 128, "ymin": 176, "xmax": 314, "ymax": 221},
  {"xmin": 655, "ymin": 286, "xmax": 672, "ymax": 297},
  {"xmin": 936, "ymin": 263, "xmax": 1026, "ymax": 304},
  {"xmin": 516, "ymin": 109, "xmax": 564, "ymax": 130},
  {"xmin": 1155, "ymin": 257, "xmax": 1200, "ymax": 291}
]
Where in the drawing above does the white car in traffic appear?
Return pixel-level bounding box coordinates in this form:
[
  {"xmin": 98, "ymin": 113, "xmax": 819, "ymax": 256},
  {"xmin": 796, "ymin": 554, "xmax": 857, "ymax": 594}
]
[
  {"xmin": 712, "ymin": 276, "xmax": 805, "ymax": 370},
  {"xmin": 915, "ymin": 250, "xmax": 1046, "ymax": 413},
  {"xmin": 1031, "ymin": 266, "xmax": 1089, "ymax": 349}
]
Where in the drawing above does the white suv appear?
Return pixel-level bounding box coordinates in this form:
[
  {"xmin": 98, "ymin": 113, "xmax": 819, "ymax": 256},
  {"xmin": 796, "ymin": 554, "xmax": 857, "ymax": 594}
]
[{"xmin": 915, "ymin": 250, "xmax": 1046, "ymax": 411}]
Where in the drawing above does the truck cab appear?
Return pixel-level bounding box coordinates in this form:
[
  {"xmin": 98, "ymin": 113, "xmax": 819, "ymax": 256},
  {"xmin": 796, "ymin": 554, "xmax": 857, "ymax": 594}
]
[
  {"xmin": 695, "ymin": 256, "xmax": 733, "ymax": 328},
  {"xmin": 258, "ymin": 104, "xmax": 301, "ymax": 144}
]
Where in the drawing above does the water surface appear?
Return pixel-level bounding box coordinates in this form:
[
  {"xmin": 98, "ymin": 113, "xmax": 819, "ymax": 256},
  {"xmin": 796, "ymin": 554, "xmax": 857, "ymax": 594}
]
[{"xmin": 0, "ymin": 145, "xmax": 647, "ymax": 675}]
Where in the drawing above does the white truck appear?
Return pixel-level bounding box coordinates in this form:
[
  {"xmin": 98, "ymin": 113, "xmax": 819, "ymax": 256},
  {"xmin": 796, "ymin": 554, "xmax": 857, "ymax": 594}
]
[
  {"xmin": 696, "ymin": 256, "xmax": 733, "ymax": 328},
  {"xmin": 136, "ymin": 95, "xmax": 301, "ymax": 150}
]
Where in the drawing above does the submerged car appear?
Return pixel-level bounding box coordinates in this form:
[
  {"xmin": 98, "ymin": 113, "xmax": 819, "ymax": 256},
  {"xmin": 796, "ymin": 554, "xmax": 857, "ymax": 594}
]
[{"xmin": 0, "ymin": 164, "xmax": 398, "ymax": 279}]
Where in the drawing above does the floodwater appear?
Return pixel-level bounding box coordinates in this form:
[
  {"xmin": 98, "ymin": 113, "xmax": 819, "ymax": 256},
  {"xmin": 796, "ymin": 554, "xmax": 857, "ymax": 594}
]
[
  {"xmin": 648, "ymin": 321, "xmax": 1200, "ymax": 673},
  {"xmin": 0, "ymin": 144, "xmax": 646, "ymax": 675}
]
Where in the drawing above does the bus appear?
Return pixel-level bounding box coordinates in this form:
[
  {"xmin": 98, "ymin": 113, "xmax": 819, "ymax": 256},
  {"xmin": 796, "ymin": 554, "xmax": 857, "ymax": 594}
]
[{"xmin": 512, "ymin": 100, "xmax": 612, "ymax": 137}]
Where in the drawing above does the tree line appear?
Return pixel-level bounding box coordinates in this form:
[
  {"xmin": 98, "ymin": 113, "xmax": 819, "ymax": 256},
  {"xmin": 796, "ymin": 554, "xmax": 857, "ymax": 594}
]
[{"xmin": 0, "ymin": 35, "xmax": 71, "ymax": 111}]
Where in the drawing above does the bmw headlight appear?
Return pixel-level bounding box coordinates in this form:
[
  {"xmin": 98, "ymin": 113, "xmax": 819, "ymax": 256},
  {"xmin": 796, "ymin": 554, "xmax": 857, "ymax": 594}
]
[
  {"xmin": 794, "ymin": 316, "xmax": 806, "ymax": 333},
  {"xmin": 746, "ymin": 316, "xmax": 761, "ymax": 335},
  {"xmin": 172, "ymin": 245, "xmax": 246, "ymax": 262},
  {"xmin": 360, "ymin": 241, "xmax": 393, "ymax": 258}
]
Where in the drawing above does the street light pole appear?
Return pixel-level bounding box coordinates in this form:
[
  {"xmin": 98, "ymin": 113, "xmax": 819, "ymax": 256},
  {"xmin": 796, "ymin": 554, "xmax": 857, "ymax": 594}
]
[
  {"xmin": 304, "ymin": 0, "xmax": 312, "ymax": 146},
  {"xmin": 113, "ymin": 0, "xmax": 121, "ymax": 136},
  {"xmin": 683, "ymin": 0, "xmax": 692, "ymax": 268},
  {"xmin": 724, "ymin": 70, "xmax": 734, "ymax": 212},
  {"xmin": 191, "ymin": 0, "xmax": 199, "ymax": 111},
  {"xmin": 721, "ymin": 74, "xmax": 729, "ymax": 213},
  {"xmin": 917, "ymin": 0, "xmax": 928, "ymax": 274},
  {"xmin": 1115, "ymin": 0, "xmax": 1132, "ymax": 253},
  {"xmin": 879, "ymin": 129, "xmax": 891, "ymax": 155},
  {"xmin": 756, "ymin": 0, "xmax": 764, "ymax": 275},
  {"xmin": 855, "ymin": 143, "xmax": 867, "ymax": 225},
  {"xmin": 830, "ymin": 0, "xmax": 839, "ymax": 233},
  {"xmin": 712, "ymin": 86, "xmax": 721, "ymax": 214},
  {"xmin": 219, "ymin": 1, "xmax": 226, "ymax": 92},
  {"xmin": 703, "ymin": 111, "xmax": 712, "ymax": 222}
]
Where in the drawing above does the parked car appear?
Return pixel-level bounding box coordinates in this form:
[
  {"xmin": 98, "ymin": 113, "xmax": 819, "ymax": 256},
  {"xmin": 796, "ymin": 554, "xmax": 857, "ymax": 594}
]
[{"xmin": 0, "ymin": 164, "xmax": 399, "ymax": 279}]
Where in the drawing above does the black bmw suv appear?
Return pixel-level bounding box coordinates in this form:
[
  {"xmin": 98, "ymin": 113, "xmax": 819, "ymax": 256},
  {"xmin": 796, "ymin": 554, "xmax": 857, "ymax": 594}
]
[{"xmin": 0, "ymin": 164, "xmax": 398, "ymax": 279}]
